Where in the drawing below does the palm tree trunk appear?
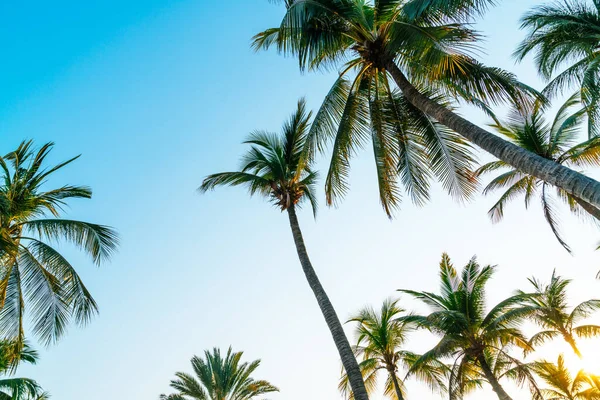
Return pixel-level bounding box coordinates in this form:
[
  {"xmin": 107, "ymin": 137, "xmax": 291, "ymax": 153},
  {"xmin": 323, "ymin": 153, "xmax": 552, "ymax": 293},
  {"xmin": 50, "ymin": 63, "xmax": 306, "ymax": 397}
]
[
  {"xmin": 384, "ymin": 61, "xmax": 600, "ymax": 209},
  {"xmin": 286, "ymin": 205, "xmax": 369, "ymax": 400},
  {"xmin": 563, "ymin": 333, "xmax": 583, "ymax": 358},
  {"xmin": 389, "ymin": 371, "xmax": 405, "ymax": 400},
  {"xmin": 476, "ymin": 354, "xmax": 513, "ymax": 400},
  {"xmin": 572, "ymin": 195, "xmax": 600, "ymax": 221}
]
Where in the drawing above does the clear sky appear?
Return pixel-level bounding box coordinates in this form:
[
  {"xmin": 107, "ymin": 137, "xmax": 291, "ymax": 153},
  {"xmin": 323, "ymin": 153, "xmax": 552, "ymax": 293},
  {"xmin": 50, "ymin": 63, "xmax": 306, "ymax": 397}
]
[{"xmin": 1, "ymin": 1, "xmax": 599, "ymax": 399}]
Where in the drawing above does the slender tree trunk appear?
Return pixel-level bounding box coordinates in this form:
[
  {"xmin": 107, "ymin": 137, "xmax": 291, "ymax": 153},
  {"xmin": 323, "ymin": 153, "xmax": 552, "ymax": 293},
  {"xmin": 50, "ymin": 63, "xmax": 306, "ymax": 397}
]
[
  {"xmin": 383, "ymin": 61, "xmax": 600, "ymax": 209},
  {"xmin": 476, "ymin": 354, "xmax": 513, "ymax": 400},
  {"xmin": 389, "ymin": 371, "xmax": 405, "ymax": 400},
  {"xmin": 286, "ymin": 205, "xmax": 369, "ymax": 400},
  {"xmin": 572, "ymin": 195, "xmax": 600, "ymax": 221}
]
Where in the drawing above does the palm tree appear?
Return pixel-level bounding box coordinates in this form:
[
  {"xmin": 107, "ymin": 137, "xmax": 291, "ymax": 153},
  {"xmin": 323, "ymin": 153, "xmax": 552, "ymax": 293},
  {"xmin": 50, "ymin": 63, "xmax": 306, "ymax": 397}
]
[
  {"xmin": 399, "ymin": 254, "xmax": 536, "ymax": 400},
  {"xmin": 521, "ymin": 271, "xmax": 600, "ymax": 358},
  {"xmin": 475, "ymin": 92, "xmax": 600, "ymax": 252},
  {"xmin": 0, "ymin": 141, "xmax": 119, "ymax": 347},
  {"xmin": 0, "ymin": 340, "xmax": 45, "ymax": 400},
  {"xmin": 339, "ymin": 298, "xmax": 446, "ymax": 400},
  {"xmin": 531, "ymin": 354, "xmax": 600, "ymax": 400},
  {"xmin": 254, "ymin": 0, "xmax": 600, "ymax": 208},
  {"xmin": 199, "ymin": 99, "xmax": 369, "ymax": 400},
  {"xmin": 516, "ymin": 0, "xmax": 600, "ymax": 138},
  {"xmin": 159, "ymin": 347, "xmax": 278, "ymax": 400}
]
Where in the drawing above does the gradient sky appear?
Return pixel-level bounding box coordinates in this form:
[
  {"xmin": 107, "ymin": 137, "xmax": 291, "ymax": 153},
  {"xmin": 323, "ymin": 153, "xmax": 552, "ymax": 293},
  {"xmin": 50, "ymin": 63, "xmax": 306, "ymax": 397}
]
[{"xmin": 1, "ymin": 1, "xmax": 599, "ymax": 399}]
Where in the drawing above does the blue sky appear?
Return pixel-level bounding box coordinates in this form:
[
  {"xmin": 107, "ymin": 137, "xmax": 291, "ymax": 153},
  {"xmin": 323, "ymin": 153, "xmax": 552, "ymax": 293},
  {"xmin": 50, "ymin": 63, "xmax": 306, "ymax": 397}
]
[{"xmin": 1, "ymin": 1, "xmax": 600, "ymax": 399}]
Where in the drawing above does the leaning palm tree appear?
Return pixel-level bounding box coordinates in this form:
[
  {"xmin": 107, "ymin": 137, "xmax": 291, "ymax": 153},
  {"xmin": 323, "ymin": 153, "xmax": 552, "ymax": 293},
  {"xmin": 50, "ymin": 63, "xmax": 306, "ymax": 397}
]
[
  {"xmin": 0, "ymin": 340, "xmax": 45, "ymax": 400},
  {"xmin": 400, "ymin": 254, "xmax": 536, "ymax": 400},
  {"xmin": 531, "ymin": 354, "xmax": 600, "ymax": 400},
  {"xmin": 254, "ymin": 0, "xmax": 600, "ymax": 208},
  {"xmin": 339, "ymin": 298, "xmax": 446, "ymax": 400},
  {"xmin": 516, "ymin": 0, "xmax": 600, "ymax": 138},
  {"xmin": 199, "ymin": 99, "xmax": 369, "ymax": 399},
  {"xmin": 521, "ymin": 271, "xmax": 600, "ymax": 358},
  {"xmin": 475, "ymin": 92, "xmax": 600, "ymax": 252},
  {"xmin": 0, "ymin": 141, "xmax": 119, "ymax": 347},
  {"xmin": 159, "ymin": 347, "xmax": 278, "ymax": 400}
]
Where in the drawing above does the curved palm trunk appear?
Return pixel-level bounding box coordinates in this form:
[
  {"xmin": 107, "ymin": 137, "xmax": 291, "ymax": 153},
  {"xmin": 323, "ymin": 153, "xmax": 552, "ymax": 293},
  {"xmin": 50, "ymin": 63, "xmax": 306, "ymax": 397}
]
[
  {"xmin": 572, "ymin": 196, "xmax": 600, "ymax": 221},
  {"xmin": 384, "ymin": 62, "xmax": 600, "ymax": 208},
  {"xmin": 389, "ymin": 371, "xmax": 405, "ymax": 400},
  {"xmin": 476, "ymin": 354, "xmax": 513, "ymax": 400},
  {"xmin": 286, "ymin": 205, "xmax": 369, "ymax": 400}
]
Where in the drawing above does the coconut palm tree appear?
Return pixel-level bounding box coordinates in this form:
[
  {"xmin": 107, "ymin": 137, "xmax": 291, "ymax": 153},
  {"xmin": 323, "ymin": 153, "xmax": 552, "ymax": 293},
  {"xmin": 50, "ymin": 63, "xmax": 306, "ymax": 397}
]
[
  {"xmin": 521, "ymin": 271, "xmax": 600, "ymax": 358},
  {"xmin": 339, "ymin": 298, "xmax": 446, "ymax": 400},
  {"xmin": 159, "ymin": 347, "xmax": 278, "ymax": 400},
  {"xmin": 199, "ymin": 99, "xmax": 369, "ymax": 400},
  {"xmin": 0, "ymin": 141, "xmax": 118, "ymax": 347},
  {"xmin": 516, "ymin": 0, "xmax": 600, "ymax": 138},
  {"xmin": 399, "ymin": 254, "xmax": 536, "ymax": 400},
  {"xmin": 0, "ymin": 340, "xmax": 45, "ymax": 400},
  {"xmin": 531, "ymin": 354, "xmax": 600, "ymax": 400},
  {"xmin": 474, "ymin": 92, "xmax": 600, "ymax": 253},
  {"xmin": 254, "ymin": 0, "xmax": 600, "ymax": 208}
]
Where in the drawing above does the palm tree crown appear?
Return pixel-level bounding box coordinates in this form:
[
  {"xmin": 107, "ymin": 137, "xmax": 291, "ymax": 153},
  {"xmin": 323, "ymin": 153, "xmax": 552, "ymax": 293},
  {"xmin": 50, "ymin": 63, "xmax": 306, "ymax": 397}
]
[
  {"xmin": 253, "ymin": 0, "xmax": 542, "ymax": 215},
  {"xmin": 475, "ymin": 92, "xmax": 600, "ymax": 252},
  {"xmin": 516, "ymin": 0, "xmax": 600, "ymax": 137},
  {"xmin": 340, "ymin": 298, "xmax": 445, "ymax": 400},
  {"xmin": 400, "ymin": 254, "xmax": 536, "ymax": 400},
  {"xmin": 521, "ymin": 271, "xmax": 600, "ymax": 358},
  {"xmin": 159, "ymin": 347, "xmax": 278, "ymax": 400},
  {"xmin": 199, "ymin": 99, "xmax": 318, "ymax": 215},
  {"xmin": 531, "ymin": 354, "xmax": 600, "ymax": 400},
  {"xmin": 0, "ymin": 141, "xmax": 118, "ymax": 346},
  {"xmin": 0, "ymin": 340, "xmax": 45, "ymax": 400}
]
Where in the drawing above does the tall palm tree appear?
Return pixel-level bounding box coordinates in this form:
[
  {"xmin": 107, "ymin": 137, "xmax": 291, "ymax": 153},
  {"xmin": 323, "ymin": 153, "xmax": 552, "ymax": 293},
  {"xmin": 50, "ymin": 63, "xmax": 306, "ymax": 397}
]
[
  {"xmin": 254, "ymin": 0, "xmax": 600, "ymax": 208},
  {"xmin": 0, "ymin": 340, "xmax": 45, "ymax": 400},
  {"xmin": 339, "ymin": 298, "xmax": 446, "ymax": 400},
  {"xmin": 475, "ymin": 92, "xmax": 600, "ymax": 253},
  {"xmin": 0, "ymin": 141, "xmax": 118, "ymax": 347},
  {"xmin": 159, "ymin": 347, "xmax": 278, "ymax": 400},
  {"xmin": 399, "ymin": 254, "xmax": 535, "ymax": 400},
  {"xmin": 516, "ymin": 0, "xmax": 600, "ymax": 138},
  {"xmin": 531, "ymin": 354, "xmax": 600, "ymax": 400},
  {"xmin": 199, "ymin": 99, "xmax": 369, "ymax": 400},
  {"xmin": 521, "ymin": 271, "xmax": 600, "ymax": 358}
]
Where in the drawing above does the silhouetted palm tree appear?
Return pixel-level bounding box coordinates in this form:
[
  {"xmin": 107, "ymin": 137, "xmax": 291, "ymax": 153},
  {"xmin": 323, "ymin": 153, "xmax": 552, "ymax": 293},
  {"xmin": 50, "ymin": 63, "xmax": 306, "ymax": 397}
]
[
  {"xmin": 400, "ymin": 254, "xmax": 535, "ymax": 400},
  {"xmin": 159, "ymin": 347, "xmax": 278, "ymax": 400},
  {"xmin": 199, "ymin": 100, "xmax": 368, "ymax": 399},
  {"xmin": 521, "ymin": 271, "xmax": 600, "ymax": 358},
  {"xmin": 254, "ymin": 0, "xmax": 600, "ymax": 208},
  {"xmin": 0, "ymin": 141, "xmax": 118, "ymax": 346},
  {"xmin": 531, "ymin": 354, "xmax": 600, "ymax": 400},
  {"xmin": 340, "ymin": 298, "xmax": 446, "ymax": 399},
  {"xmin": 475, "ymin": 92, "xmax": 600, "ymax": 252},
  {"xmin": 517, "ymin": 0, "xmax": 600, "ymax": 138}
]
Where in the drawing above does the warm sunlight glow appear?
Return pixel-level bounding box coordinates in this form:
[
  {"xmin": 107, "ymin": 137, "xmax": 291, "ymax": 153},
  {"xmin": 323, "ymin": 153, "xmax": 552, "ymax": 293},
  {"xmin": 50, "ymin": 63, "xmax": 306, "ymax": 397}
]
[{"xmin": 563, "ymin": 341, "xmax": 600, "ymax": 375}]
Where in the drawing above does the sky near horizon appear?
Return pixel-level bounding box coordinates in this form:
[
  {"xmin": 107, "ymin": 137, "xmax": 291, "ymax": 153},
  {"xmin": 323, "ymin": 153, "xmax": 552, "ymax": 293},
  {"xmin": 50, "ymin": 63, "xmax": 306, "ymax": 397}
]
[{"xmin": 1, "ymin": 1, "xmax": 600, "ymax": 399}]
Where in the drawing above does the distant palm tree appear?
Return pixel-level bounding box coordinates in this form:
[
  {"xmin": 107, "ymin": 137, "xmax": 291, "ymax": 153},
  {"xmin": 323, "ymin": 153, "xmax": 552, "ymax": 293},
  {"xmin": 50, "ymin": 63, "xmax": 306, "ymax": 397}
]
[
  {"xmin": 516, "ymin": 0, "xmax": 600, "ymax": 137},
  {"xmin": 521, "ymin": 271, "xmax": 600, "ymax": 358},
  {"xmin": 199, "ymin": 100, "xmax": 368, "ymax": 399},
  {"xmin": 340, "ymin": 298, "xmax": 446, "ymax": 400},
  {"xmin": 400, "ymin": 254, "xmax": 535, "ymax": 400},
  {"xmin": 0, "ymin": 141, "xmax": 119, "ymax": 346},
  {"xmin": 475, "ymin": 92, "xmax": 600, "ymax": 252},
  {"xmin": 254, "ymin": 0, "xmax": 600, "ymax": 208},
  {"xmin": 0, "ymin": 340, "xmax": 45, "ymax": 400},
  {"xmin": 531, "ymin": 354, "xmax": 600, "ymax": 400},
  {"xmin": 159, "ymin": 347, "xmax": 278, "ymax": 400}
]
